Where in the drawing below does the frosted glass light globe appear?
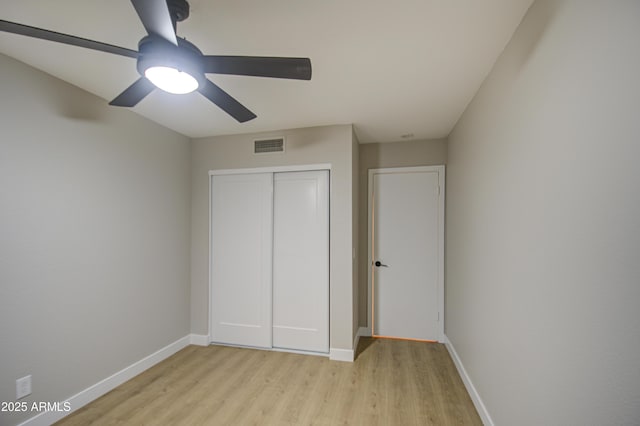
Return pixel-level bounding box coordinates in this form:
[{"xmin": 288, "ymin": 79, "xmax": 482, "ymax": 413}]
[{"xmin": 145, "ymin": 66, "xmax": 198, "ymax": 94}]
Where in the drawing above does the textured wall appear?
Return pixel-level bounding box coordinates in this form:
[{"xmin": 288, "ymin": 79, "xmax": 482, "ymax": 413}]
[
  {"xmin": 190, "ymin": 125, "xmax": 356, "ymax": 350},
  {"xmin": 0, "ymin": 54, "xmax": 191, "ymax": 426},
  {"xmin": 446, "ymin": 1, "xmax": 640, "ymax": 424},
  {"xmin": 357, "ymin": 139, "xmax": 447, "ymax": 327}
]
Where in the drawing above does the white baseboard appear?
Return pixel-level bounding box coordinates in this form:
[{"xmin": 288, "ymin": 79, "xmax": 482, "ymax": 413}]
[
  {"xmin": 189, "ymin": 334, "xmax": 210, "ymax": 346},
  {"xmin": 353, "ymin": 326, "xmax": 371, "ymax": 359},
  {"xmin": 18, "ymin": 336, "xmax": 191, "ymax": 426},
  {"xmin": 330, "ymin": 327, "xmax": 371, "ymax": 363},
  {"xmin": 329, "ymin": 348, "xmax": 354, "ymax": 362},
  {"xmin": 352, "ymin": 335, "xmax": 360, "ymax": 360},
  {"xmin": 443, "ymin": 334, "xmax": 494, "ymax": 426}
]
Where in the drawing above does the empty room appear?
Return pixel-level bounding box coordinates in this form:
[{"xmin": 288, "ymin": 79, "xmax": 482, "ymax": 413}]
[{"xmin": 1, "ymin": 1, "xmax": 639, "ymax": 425}]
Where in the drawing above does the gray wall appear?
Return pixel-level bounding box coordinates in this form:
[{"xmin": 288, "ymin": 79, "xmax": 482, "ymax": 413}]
[
  {"xmin": 446, "ymin": 1, "xmax": 640, "ymax": 425},
  {"xmin": 351, "ymin": 130, "xmax": 360, "ymax": 340},
  {"xmin": 190, "ymin": 125, "xmax": 357, "ymax": 351},
  {"xmin": 0, "ymin": 54, "xmax": 191, "ymax": 426},
  {"xmin": 357, "ymin": 139, "xmax": 447, "ymax": 326}
]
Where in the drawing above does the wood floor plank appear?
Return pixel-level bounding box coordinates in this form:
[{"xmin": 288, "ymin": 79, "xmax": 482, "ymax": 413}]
[{"xmin": 55, "ymin": 338, "xmax": 482, "ymax": 425}]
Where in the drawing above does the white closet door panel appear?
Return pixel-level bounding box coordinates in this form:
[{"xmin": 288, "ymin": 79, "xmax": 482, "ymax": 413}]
[
  {"xmin": 273, "ymin": 170, "xmax": 329, "ymax": 353},
  {"xmin": 211, "ymin": 173, "xmax": 273, "ymax": 348}
]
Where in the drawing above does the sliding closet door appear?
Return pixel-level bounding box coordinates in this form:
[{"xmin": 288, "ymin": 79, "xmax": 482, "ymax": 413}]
[
  {"xmin": 210, "ymin": 173, "xmax": 273, "ymax": 348},
  {"xmin": 273, "ymin": 170, "xmax": 329, "ymax": 353}
]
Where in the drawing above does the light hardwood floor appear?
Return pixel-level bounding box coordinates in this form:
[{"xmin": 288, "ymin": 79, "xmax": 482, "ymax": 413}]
[{"xmin": 56, "ymin": 338, "xmax": 482, "ymax": 425}]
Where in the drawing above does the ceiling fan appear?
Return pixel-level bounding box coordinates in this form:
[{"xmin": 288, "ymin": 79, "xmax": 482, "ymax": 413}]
[{"xmin": 0, "ymin": 0, "xmax": 312, "ymax": 122}]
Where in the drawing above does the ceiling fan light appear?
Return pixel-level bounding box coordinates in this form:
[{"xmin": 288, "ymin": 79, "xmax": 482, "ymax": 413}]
[{"xmin": 144, "ymin": 66, "xmax": 199, "ymax": 94}]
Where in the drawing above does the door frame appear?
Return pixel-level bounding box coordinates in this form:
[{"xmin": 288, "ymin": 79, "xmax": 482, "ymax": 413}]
[
  {"xmin": 367, "ymin": 165, "xmax": 445, "ymax": 342},
  {"xmin": 208, "ymin": 164, "xmax": 332, "ymax": 347}
]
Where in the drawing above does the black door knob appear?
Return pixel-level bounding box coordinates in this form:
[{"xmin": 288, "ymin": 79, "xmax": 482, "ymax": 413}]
[{"xmin": 374, "ymin": 261, "xmax": 388, "ymax": 267}]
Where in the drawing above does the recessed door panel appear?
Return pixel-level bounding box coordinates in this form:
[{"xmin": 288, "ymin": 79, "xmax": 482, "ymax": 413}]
[
  {"xmin": 273, "ymin": 170, "xmax": 329, "ymax": 353},
  {"xmin": 372, "ymin": 170, "xmax": 441, "ymax": 341},
  {"xmin": 211, "ymin": 173, "xmax": 273, "ymax": 348}
]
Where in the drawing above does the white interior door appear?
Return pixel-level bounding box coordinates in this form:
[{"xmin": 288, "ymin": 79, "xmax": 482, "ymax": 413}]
[
  {"xmin": 210, "ymin": 173, "xmax": 273, "ymax": 348},
  {"xmin": 371, "ymin": 167, "xmax": 444, "ymax": 341},
  {"xmin": 273, "ymin": 170, "xmax": 329, "ymax": 353}
]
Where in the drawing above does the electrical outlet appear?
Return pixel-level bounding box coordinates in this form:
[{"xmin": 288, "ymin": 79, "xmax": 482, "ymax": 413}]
[{"xmin": 16, "ymin": 375, "xmax": 31, "ymax": 399}]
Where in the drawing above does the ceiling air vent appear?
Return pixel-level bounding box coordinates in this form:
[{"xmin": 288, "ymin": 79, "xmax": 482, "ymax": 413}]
[{"xmin": 254, "ymin": 137, "xmax": 285, "ymax": 154}]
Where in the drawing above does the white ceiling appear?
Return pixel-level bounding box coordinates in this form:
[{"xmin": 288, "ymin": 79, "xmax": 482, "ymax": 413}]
[{"xmin": 0, "ymin": 0, "xmax": 533, "ymax": 143}]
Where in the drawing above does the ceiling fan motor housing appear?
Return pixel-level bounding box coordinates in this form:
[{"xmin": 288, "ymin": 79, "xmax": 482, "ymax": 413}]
[
  {"xmin": 167, "ymin": 0, "xmax": 190, "ymax": 24},
  {"xmin": 136, "ymin": 36, "xmax": 205, "ymax": 85}
]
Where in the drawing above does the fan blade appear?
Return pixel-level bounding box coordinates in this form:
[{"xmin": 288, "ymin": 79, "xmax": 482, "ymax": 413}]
[
  {"xmin": 202, "ymin": 56, "xmax": 312, "ymax": 80},
  {"xmin": 109, "ymin": 78, "xmax": 155, "ymax": 107},
  {"xmin": 198, "ymin": 79, "xmax": 256, "ymax": 123},
  {"xmin": 131, "ymin": 0, "xmax": 178, "ymax": 45},
  {"xmin": 0, "ymin": 20, "xmax": 137, "ymax": 58}
]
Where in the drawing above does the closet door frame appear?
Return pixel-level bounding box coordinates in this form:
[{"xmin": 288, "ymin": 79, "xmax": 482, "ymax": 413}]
[{"xmin": 208, "ymin": 164, "xmax": 332, "ymax": 351}]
